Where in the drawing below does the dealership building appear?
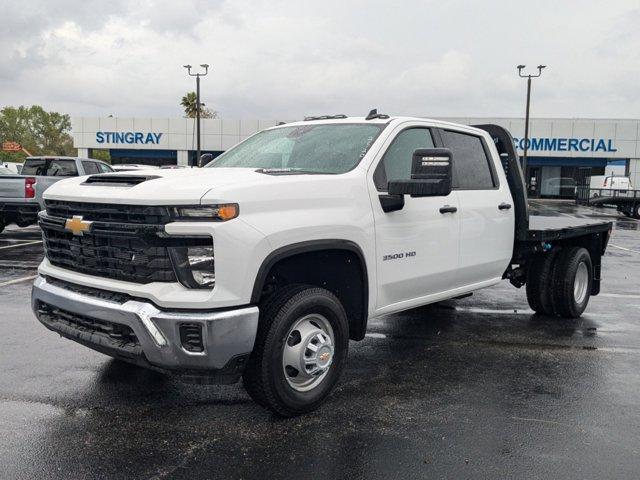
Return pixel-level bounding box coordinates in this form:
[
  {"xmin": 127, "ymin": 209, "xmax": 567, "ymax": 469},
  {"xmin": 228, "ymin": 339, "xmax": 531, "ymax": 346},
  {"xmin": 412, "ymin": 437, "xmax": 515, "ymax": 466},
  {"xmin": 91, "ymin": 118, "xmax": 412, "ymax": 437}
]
[{"xmin": 72, "ymin": 116, "xmax": 640, "ymax": 199}]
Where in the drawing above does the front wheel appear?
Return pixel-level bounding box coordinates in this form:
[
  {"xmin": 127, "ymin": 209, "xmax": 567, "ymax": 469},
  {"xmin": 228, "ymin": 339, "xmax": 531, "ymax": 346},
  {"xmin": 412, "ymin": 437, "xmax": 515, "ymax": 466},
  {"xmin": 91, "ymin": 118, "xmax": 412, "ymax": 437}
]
[
  {"xmin": 633, "ymin": 203, "xmax": 640, "ymax": 220},
  {"xmin": 243, "ymin": 285, "xmax": 349, "ymax": 416}
]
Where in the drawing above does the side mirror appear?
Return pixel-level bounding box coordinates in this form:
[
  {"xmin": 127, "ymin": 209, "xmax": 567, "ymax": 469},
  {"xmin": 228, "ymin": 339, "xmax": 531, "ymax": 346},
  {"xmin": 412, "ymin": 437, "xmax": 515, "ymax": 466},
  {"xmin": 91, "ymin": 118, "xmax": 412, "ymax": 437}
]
[{"xmin": 388, "ymin": 148, "xmax": 452, "ymax": 197}]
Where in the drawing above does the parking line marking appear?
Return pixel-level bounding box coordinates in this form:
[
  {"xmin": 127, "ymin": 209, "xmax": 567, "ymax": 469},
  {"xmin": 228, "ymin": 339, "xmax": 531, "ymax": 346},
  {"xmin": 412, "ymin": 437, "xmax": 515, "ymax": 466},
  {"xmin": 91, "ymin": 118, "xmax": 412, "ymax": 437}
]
[
  {"xmin": 609, "ymin": 244, "xmax": 640, "ymax": 254},
  {"xmin": 0, "ymin": 275, "xmax": 38, "ymax": 287},
  {"xmin": 365, "ymin": 332, "xmax": 387, "ymax": 339},
  {"xmin": 0, "ymin": 240, "xmax": 43, "ymax": 250},
  {"xmin": 599, "ymin": 293, "xmax": 640, "ymax": 299}
]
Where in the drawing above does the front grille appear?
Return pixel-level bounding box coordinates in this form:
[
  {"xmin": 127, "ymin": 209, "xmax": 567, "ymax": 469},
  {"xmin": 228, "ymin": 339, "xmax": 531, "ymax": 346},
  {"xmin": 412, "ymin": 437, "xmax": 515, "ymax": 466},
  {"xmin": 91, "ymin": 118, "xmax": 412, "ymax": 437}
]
[
  {"xmin": 45, "ymin": 200, "xmax": 172, "ymax": 224},
  {"xmin": 37, "ymin": 301, "xmax": 140, "ymax": 348},
  {"xmin": 41, "ymin": 223, "xmax": 176, "ymax": 283},
  {"xmin": 41, "ymin": 201, "xmax": 178, "ymax": 284}
]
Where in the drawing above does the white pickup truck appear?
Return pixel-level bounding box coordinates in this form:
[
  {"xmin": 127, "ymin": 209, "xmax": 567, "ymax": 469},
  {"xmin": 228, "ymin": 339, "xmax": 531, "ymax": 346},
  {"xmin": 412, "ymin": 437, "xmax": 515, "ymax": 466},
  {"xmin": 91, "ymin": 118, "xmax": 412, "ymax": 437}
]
[{"xmin": 32, "ymin": 115, "xmax": 612, "ymax": 416}]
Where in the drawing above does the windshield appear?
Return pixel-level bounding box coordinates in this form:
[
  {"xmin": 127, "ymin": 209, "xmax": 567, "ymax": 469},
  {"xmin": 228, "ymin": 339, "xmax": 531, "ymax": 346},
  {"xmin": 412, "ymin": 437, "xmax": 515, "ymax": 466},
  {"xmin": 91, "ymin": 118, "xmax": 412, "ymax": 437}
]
[{"xmin": 207, "ymin": 123, "xmax": 385, "ymax": 174}]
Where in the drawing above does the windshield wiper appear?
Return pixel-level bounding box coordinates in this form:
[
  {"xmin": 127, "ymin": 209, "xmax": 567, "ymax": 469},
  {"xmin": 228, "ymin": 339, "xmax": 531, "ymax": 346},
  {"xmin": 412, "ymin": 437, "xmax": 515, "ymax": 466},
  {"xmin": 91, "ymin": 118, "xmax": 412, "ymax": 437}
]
[{"xmin": 255, "ymin": 168, "xmax": 331, "ymax": 175}]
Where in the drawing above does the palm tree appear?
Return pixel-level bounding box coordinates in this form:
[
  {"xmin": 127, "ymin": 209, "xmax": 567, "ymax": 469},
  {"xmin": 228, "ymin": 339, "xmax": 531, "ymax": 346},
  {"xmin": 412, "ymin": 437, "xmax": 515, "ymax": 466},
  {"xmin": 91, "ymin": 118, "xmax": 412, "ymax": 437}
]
[
  {"xmin": 181, "ymin": 92, "xmax": 198, "ymax": 118},
  {"xmin": 180, "ymin": 92, "xmax": 218, "ymax": 119}
]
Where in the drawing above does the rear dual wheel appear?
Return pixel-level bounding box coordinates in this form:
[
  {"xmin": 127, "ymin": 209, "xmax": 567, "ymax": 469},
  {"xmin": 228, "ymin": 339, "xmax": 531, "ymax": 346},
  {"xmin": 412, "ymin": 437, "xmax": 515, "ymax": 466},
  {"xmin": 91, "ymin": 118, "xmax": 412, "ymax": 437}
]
[
  {"xmin": 526, "ymin": 250, "xmax": 558, "ymax": 315},
  {"xmin": 526, "ymin": 247, "xmax": 593, "ymax": 318},
  {"xmin": 243, "ymin": 285, "xmax": 349, "ymax": 417}
]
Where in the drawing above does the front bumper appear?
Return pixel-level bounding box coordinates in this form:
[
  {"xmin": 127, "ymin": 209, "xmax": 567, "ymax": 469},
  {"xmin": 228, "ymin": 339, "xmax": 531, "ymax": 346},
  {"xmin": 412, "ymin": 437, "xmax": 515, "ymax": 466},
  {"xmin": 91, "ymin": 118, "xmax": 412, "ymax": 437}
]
[{"xmin": 31, "ymin": 276, "xmax": 259, "ymax": 383}]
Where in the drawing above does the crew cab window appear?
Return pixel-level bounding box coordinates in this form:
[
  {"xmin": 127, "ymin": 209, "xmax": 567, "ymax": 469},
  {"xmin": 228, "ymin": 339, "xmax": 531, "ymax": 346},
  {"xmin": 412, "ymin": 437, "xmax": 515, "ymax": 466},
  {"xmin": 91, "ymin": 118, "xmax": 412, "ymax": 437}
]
[
  {"xmin": 374, "ymin": 128, "xmax": 435, "ymax": 190},
  {"xmin": 48, "ymin": 159, "xmax": 78, "ymax": 176},
  {"xmin": 21, "ymin": 159, "xmax": 47, "ymax": 176},
  {"xmin": 441, "ymin": 130, "xmax": 496, "ymax": 189},
  {"xmin": 82, "ymin": 161, "xmax": 100, "ymax": 175},
  {"xmin": 21, "ymin": 158, "xmax": 78, "ymax": 177}
]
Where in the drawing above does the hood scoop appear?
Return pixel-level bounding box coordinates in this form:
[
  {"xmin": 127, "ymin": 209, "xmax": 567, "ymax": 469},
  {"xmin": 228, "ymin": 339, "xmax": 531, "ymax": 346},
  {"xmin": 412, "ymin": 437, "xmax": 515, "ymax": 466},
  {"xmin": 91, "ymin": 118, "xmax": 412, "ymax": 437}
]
[{"xmin": 83, "ymin": 175, "xmax": 160, "ymax": 186}]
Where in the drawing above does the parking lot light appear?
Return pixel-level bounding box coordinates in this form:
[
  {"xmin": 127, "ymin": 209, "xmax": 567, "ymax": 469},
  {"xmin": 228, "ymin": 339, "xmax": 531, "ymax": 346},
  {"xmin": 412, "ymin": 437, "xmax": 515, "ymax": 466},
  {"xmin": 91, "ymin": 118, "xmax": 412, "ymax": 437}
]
[
  {"xmin": 517, "ymin": 64, "xmax": 547, "ymax": 189},
  {"xmin": 184, "ymin": 64, "xmax": 210, "ymax": 167}
]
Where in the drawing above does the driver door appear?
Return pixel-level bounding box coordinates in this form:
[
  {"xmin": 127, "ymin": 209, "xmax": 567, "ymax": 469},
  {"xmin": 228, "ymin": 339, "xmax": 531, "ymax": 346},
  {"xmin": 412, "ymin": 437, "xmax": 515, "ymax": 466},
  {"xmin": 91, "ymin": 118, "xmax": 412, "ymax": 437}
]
[{"xmin": 369, "ymin": 125, "xmax": 460, "ymax": 314}]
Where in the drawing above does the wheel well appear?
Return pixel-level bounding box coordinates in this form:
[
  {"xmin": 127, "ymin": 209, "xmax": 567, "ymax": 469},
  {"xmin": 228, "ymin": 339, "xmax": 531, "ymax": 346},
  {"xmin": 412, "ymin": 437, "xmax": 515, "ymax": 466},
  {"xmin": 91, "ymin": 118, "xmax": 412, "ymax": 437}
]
[{"xmin": 252, "ymin": 243, "xmax": 368, "ymax": 341}]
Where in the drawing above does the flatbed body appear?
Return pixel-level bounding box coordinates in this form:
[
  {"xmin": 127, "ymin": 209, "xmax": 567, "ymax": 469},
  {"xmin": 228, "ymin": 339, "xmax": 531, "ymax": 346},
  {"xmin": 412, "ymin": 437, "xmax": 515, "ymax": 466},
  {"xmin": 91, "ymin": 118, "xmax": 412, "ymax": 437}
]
[
  {"xmin": 522, "ymin": 216, "xmax": 612, "ymax": 242},
  {"xmin": 575, "ymin": 186, "xmax": 640, "ymax": 218}
]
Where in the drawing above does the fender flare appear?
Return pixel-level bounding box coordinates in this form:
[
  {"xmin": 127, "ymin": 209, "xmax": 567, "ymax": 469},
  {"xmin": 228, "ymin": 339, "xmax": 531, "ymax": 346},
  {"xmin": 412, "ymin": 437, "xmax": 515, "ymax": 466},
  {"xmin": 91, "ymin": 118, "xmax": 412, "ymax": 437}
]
[{"xmin": 250, "ymin": 239, "xmax": 369, "ymax": 339}]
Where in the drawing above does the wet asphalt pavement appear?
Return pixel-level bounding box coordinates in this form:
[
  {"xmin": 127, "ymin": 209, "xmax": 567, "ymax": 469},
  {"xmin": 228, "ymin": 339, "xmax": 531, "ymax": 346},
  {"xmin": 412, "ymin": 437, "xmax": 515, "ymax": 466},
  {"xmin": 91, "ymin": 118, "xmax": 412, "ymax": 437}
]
[{"xmin": 1, "ymin": 201, "xmax": 639, "ymax": 479}]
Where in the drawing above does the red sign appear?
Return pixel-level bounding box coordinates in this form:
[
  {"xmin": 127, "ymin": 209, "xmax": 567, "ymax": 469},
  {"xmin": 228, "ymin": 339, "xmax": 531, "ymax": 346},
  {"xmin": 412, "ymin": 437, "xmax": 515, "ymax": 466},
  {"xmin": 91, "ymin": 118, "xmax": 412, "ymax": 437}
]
[{"xmin": 2, "ymin": 141, "xmax": 21, "ymax": 152}]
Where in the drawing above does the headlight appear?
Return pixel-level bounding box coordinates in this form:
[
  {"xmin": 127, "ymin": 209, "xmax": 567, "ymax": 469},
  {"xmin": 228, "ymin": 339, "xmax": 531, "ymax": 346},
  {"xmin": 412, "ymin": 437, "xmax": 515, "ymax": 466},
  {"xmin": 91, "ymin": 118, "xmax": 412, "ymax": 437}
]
[
  {"xmin": 171, "ymin": 204, "xmax": 239, "ymax": 221},
  {"xmin": 168, "ymin": 242, "xmax": 215, "ymax": 289}
]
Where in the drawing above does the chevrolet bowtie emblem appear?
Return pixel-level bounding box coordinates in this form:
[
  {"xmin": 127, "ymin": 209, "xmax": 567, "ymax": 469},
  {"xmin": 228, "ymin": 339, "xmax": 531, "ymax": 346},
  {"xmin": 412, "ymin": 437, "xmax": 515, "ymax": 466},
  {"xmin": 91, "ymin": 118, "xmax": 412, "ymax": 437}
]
[{"xmin": 64, "ymin": 215, "xmax": 93, "ymax": 236}]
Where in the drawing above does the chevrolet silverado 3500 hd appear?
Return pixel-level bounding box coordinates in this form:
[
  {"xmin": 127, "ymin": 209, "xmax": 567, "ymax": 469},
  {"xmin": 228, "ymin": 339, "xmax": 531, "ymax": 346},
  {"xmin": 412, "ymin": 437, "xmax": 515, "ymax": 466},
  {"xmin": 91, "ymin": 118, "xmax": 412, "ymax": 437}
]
[{"xmin": 32, "ymin": 116, "xmax": 612, "ymax": 416}]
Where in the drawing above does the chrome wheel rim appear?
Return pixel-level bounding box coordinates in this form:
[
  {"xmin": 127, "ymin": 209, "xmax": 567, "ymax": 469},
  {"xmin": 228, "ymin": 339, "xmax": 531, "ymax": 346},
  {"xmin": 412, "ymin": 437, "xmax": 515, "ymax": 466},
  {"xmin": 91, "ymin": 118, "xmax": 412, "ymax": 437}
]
[
  {"xmin": 282, "ymin": 314, "xmax": 335, "ymax": 392},
  {"xmin": 574, "ymin": 261, "xmax": 589, "ymax": 305}
]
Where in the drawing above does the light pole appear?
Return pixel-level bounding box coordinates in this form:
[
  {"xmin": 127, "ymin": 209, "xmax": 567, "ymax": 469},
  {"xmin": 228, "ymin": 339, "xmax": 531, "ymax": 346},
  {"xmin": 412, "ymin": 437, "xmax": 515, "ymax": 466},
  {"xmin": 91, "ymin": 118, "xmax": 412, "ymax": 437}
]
[
  {"xmin": 184, "ymin": 63, "xmax": 209, "ymax": 167},
  {"xmin": 517, "ymin": 64, "xmax": 546, "ymax": 187}
]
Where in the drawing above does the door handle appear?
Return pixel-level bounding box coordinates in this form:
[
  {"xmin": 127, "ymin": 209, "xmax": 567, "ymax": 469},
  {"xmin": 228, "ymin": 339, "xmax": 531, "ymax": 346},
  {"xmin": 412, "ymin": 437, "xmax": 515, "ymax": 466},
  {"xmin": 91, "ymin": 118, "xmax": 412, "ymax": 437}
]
[
  {"xmin": 439, "ymin": 205, "xmax": 458, "ymax": 214},
  {"xmin": 498, "ymin": 202, "xmax": 512, "ymax": 210}
]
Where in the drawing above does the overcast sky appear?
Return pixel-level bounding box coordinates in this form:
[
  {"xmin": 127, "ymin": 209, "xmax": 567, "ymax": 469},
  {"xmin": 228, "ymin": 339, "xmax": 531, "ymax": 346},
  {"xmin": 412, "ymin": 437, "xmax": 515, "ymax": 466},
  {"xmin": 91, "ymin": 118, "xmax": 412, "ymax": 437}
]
[{"xmin": 1, "ymin": 0, "xmax": 639, "ymax": 120}]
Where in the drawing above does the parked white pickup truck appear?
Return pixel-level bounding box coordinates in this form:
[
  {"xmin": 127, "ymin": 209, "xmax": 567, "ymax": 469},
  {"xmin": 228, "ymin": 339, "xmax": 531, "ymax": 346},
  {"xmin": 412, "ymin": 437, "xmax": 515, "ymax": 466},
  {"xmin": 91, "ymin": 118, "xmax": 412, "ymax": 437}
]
[{"xmin": 32, "ymin": 115, "xmax": 612, "ymax": 416}]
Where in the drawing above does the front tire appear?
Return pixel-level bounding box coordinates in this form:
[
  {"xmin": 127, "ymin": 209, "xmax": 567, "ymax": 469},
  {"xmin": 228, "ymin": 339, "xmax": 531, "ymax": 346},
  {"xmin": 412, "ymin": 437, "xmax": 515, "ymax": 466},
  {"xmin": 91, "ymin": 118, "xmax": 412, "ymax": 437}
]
[
  {"xmin": 633, "ymin": 203, "xmax": 640, "ymax": 220},
  {"xmin": 243, "ymin": 285, "xmax": 349, "ymax": 417}
]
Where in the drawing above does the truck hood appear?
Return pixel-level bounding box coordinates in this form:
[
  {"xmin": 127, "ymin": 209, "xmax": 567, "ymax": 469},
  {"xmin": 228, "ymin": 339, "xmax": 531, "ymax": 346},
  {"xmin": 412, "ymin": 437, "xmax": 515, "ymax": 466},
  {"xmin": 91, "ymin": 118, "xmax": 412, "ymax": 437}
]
[
  {"xmin": 43, "ymin": 168, "xmax": 280, "ymax": 205},
  {"xmin": 42, "ymin": 168, "xmax": 357, "ymax": 206}
]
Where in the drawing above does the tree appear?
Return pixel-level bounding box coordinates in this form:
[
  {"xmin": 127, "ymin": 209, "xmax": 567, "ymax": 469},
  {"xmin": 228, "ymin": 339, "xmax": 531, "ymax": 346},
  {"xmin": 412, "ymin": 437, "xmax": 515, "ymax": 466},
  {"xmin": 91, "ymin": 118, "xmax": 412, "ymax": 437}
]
[
  {"xmin": 180, "ymin": 92, "xmax": 218, "ymax": 119},
  {"xmin": 0, "ymin": 105, "xmax": 75, "ymax": 162},
  {"xmin": 90, "ymin": 149, "xmax": 111, "ymax": 162}
]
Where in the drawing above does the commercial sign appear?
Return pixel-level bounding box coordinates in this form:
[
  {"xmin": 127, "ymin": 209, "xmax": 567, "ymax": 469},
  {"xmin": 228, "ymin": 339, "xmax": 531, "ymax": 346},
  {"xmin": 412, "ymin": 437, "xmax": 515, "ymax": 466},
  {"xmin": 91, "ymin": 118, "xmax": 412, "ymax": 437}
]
[
  {"xmin": 512, "ymin": 137, "xmax": 617, "ymax": 153},
  {"xmin": 96, "ymin": 131, "xmax": 163, "ymax": 145}
]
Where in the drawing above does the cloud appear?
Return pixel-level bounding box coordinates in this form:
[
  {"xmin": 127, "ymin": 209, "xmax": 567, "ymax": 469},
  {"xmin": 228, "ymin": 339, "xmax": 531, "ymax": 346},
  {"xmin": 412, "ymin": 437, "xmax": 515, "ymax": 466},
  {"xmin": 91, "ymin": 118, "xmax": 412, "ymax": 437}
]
[{"xmin": 1, "ymin": 0, "xmax": 639, "ymax": 119}]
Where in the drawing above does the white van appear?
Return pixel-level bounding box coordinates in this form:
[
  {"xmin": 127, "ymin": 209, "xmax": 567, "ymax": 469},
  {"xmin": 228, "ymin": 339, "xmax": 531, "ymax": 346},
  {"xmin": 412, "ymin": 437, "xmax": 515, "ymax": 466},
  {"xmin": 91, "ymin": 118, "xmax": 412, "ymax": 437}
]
[{"xmin": 589, "ymin": 175, "xmax": 633, "ymax": 197}]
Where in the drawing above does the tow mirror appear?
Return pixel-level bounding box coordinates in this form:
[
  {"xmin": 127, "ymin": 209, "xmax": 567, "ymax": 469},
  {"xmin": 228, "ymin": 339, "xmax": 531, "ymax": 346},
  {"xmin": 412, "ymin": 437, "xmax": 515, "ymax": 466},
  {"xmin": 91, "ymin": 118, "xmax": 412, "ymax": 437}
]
[{"xmin": 388, "ymin": 148, "xmax": 453, "ymax": 197}]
